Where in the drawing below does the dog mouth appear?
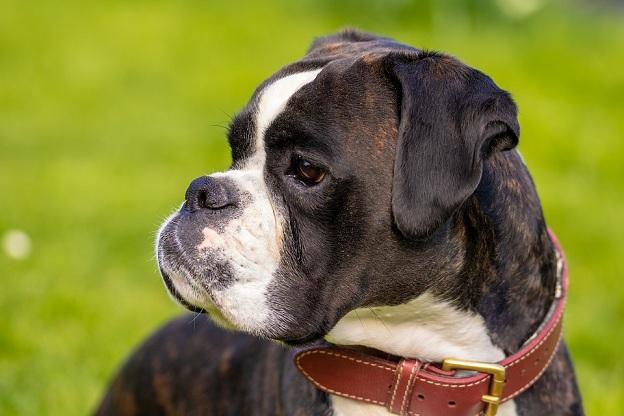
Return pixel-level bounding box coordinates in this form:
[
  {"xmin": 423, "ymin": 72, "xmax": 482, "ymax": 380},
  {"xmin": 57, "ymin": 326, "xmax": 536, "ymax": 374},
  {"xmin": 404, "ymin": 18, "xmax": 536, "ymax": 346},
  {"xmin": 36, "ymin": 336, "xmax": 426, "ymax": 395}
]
[
  {"xmin": 159, "ymin": 253, "xmax": 332, "ymax": 344},
  {"xmin": 157, "ymin": 214, "xmax": 227, "ymax": 312},
  {"xmin": 158, "ymin": 261, "xmax": 244, "ymax": 330},
  {"xmin": 156, "ymin": 210, "xmax": 334, "ymax": 345},
  {"xmin": 158, "ymin": 266, "xmax": 206, "ymax": 314}
]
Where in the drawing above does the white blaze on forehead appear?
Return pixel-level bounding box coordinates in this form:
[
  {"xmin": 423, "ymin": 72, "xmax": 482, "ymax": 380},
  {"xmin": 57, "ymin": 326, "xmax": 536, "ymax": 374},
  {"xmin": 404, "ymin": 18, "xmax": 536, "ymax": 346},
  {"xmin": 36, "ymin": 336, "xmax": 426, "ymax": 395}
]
[
  {"xmin": 253, "ymin": 69, "xmax": 323, "ymax": 159},
  {"xmin": 193, "ymin": 69, "xmax": 323, "ymax": 333}
]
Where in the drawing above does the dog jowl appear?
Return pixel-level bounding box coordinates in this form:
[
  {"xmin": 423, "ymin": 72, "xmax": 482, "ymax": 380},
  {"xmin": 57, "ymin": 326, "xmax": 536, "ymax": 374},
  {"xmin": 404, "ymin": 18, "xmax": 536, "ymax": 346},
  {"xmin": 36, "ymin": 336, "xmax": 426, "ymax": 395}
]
[
  {"xmin": 100, "ymin": 30, "xmax": 583, "ymax": 416},
  {"xmin": 156, "ymin": 33, "xmax": 520, "ymax": 345}
]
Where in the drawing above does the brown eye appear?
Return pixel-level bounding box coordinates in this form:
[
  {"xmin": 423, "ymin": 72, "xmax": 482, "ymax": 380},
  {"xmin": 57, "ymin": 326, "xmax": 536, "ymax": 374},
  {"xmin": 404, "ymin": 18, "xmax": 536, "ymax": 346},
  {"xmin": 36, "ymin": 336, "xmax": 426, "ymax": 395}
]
[{"xmin": 294, "ymin": 158, "xmax": 326, "ymax": 185}]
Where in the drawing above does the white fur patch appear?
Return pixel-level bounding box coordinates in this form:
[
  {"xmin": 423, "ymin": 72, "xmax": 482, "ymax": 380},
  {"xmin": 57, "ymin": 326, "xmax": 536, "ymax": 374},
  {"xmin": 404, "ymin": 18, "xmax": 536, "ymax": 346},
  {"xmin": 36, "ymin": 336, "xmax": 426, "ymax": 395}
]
[
  {"xmin": 331, "ymin": 396, "xmax": 395, "ymax": 416},
  {"xmin": 331, "ymin": 395, "xmax": 518, "ymax": 416},
  {"xmin": 326, "ymin": 292, "xmax": 505, "ymax": 362},
  {"xmin": 187, "ymin": 69, "xmax": 323, "ymax": 333},
  {"xmin": 255, "ymin": 69, "xmax": 323, "ymax": 159},
  {"xmin": 199, "ymin": 168, "xmax": 282, "ymax": 332},
  {"xmin": 326, "ymin": 292, "xmax": 518, "ymax": 416}
]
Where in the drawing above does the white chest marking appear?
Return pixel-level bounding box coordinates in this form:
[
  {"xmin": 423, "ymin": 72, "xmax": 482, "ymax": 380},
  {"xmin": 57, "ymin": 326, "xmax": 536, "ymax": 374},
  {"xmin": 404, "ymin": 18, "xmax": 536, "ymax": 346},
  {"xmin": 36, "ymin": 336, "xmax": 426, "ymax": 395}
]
[
  {"xmin": 331, "ymin": 396, "xmax": 518, "ymax": 416},
  {"xmin": 326, "ymin": 292, "xmax": 518, "ymax": 416}
]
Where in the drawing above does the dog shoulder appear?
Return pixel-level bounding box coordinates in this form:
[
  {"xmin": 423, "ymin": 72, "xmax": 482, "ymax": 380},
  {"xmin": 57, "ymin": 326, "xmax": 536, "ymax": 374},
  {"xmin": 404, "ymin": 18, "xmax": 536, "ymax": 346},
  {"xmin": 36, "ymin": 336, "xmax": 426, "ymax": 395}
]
[
  {"xmin": 94, "ymin": 315, "xmax": 267, "ymax": 415},
  {"xmin": 96, "ymin": 315, "xmax": 331, "ymax": 415}
]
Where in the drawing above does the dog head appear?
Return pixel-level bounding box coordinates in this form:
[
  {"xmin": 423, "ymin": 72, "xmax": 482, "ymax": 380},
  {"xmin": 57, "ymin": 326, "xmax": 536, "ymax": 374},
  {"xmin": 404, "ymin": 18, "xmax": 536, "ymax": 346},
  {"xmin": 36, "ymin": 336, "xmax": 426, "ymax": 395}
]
[{"xmin": 156, "ymin": 30, "xmax": 519, "ymax": 344}]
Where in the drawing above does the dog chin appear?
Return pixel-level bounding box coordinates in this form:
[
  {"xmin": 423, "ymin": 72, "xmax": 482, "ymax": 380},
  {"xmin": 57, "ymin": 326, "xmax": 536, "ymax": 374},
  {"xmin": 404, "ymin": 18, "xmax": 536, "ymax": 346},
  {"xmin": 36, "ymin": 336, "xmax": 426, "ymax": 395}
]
[
  {"xmin": 159, "ymin": 266, "xmax": 241, "ymax": 330},
  {"xmin": 157, "ymin": 232, "xmax": 328, "ymax": 344},
  {"xmin": 179, "ymin": 295, "xmax": 322, "ymax": 344},
  {"xmin": 163, "ymin": 273, "xmax": 329, "ymax": 345},
  {"xmin": 201, "ymin": 303, "xmax": 240, "ymax": 331}
]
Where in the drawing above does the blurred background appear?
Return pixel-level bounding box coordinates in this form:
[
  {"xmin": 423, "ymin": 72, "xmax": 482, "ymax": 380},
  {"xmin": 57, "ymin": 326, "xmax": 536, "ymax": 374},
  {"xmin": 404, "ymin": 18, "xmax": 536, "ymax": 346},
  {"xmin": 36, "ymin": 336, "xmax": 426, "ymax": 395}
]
[{"xmin": 1, "ymin": 0, "xmax": 622, "ymax": 414}]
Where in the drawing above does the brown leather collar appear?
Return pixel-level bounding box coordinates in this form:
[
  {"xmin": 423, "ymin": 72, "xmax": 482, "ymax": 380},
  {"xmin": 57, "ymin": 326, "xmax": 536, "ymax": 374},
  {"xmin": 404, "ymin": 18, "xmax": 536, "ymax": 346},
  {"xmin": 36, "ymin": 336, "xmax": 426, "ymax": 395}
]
[{"xmin": 295, "ymin": 230, "xmax": 568, "ymax": 416}]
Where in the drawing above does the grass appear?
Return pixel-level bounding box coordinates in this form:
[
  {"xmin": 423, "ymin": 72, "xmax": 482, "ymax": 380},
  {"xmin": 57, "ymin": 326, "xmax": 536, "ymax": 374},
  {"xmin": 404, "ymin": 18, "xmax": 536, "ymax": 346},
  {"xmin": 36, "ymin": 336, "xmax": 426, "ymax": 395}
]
[{"xmin": 1, "ymin": 0, "xmax": 622, "ymax": 414}]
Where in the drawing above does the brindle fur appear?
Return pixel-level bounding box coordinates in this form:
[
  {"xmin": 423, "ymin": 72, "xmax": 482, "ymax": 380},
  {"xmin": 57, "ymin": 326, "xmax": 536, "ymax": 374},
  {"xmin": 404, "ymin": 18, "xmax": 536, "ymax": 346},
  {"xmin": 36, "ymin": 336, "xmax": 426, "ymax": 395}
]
[{"xmin": 96, "ymin": 30, "xmax": 583, "ymax": 415}]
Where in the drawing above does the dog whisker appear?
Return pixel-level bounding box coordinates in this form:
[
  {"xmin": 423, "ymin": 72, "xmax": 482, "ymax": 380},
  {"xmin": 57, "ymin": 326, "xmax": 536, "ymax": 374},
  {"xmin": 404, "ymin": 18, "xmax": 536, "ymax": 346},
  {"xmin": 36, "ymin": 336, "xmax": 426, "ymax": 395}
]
[
  {"xmin": 354, "ymin": 310, "xmax": 365, "ymax": 331},
  {"xmin": 189, "ymin": 311, "xmax": 203, "ymax": 329},
  {"xmin": 369, "ymin": 307, "xmax": 391, "ymax": 335}
]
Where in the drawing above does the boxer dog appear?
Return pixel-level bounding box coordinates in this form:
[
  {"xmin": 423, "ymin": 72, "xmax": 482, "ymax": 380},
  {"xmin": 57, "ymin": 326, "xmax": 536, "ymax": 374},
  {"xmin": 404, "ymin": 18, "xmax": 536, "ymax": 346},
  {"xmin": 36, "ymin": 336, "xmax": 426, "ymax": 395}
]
[{"xmin": 96, "ymin": 30, "xmax": 583, "ymax": 415}]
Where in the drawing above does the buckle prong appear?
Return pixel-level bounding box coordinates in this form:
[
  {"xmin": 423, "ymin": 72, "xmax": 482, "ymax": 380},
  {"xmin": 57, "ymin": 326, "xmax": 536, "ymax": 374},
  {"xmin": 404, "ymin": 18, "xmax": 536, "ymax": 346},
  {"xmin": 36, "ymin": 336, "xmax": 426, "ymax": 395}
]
[{"xmin": 442, "ymin": 358, "xmax": 506, "ymax": 416}]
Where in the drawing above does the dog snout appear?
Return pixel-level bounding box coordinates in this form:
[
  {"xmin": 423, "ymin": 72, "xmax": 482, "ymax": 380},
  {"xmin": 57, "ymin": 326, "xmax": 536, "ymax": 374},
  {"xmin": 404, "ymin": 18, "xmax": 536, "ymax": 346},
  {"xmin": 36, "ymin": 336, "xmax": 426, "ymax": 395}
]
[{"xmin": 184, "ymin": 176, "xmax": 234, "ymax": 212}]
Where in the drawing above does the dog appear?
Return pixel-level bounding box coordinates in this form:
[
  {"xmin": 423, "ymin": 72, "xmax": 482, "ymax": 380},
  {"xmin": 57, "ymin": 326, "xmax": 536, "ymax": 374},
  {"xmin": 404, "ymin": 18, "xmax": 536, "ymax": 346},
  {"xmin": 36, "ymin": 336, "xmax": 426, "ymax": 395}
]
[{"xmin": 96, "ymin": 30, "xmax": 583, "ymax": 416}]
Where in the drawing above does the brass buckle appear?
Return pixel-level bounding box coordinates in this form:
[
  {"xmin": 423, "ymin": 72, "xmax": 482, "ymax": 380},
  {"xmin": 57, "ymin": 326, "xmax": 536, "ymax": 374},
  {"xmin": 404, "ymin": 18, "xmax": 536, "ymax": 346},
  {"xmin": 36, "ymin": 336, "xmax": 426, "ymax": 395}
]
[{"xmin": 442, "ymin": 358, "xmax": 506, "ymax": 416}]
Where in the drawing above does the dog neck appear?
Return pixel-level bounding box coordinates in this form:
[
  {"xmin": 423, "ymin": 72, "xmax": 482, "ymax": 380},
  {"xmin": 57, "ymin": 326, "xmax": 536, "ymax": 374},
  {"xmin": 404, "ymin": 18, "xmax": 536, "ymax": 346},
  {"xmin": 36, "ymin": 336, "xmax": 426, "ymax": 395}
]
[
  {"xmin": 325, "ymin": 150, "xmax": 557, "ymax": 363},
  {"xmin": 468, "ymin": 151, "xmax": 558, "ymax": 354},
  {"xmin": 324, "ymin": 151, "xmax": 555, "ymax": 416}
]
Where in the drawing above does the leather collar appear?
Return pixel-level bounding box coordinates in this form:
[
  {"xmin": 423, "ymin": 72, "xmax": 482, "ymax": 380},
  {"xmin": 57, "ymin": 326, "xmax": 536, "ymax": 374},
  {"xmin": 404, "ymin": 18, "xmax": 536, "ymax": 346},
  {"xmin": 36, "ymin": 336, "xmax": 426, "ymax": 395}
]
[{"xmin": 295, "ymin": 230, "xmax": 568, "ymax": 416}]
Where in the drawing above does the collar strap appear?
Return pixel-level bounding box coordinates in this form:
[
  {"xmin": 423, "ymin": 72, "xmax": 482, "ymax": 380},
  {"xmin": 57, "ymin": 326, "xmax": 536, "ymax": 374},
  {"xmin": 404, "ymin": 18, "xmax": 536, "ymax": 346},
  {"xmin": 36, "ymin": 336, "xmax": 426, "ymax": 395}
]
[{"xmin": 295, "ymin": 230, "xmax": 568, "ymax": 416}]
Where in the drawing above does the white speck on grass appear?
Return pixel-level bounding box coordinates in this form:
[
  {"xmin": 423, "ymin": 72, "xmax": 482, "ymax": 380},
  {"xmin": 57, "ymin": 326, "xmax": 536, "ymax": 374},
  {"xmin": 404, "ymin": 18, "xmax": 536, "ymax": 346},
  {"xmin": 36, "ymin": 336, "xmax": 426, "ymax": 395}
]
[
  {"xmin": 2, "ymin": 229, "xmax": 32, "ymax": 260},
  {"xmin": 496, "ymin": 0, "xmax": 544, "ymax": 18}
]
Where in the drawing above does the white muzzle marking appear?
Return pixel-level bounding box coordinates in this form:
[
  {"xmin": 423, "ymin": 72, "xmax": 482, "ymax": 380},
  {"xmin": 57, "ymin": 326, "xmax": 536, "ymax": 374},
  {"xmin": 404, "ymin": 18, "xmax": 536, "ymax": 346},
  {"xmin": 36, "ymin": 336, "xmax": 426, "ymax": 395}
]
[{"xmin": 158, "ymin": 69, "xmax": 322, "ymax": 334}]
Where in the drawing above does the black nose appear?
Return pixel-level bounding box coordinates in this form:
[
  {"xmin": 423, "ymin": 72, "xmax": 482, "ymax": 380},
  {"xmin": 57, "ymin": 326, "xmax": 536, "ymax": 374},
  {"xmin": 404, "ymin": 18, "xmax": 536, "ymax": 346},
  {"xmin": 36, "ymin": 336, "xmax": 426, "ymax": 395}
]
[{"xmin": 184, "ymin": 176, "xmax": 232, "ymax": 212}]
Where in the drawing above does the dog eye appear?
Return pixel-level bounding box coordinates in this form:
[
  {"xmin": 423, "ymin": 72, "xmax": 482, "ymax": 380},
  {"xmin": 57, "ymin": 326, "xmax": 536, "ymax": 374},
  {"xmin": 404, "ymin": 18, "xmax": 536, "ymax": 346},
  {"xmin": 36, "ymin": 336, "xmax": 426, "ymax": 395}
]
[{"xmin": 293, "ymin": 158, "xmax": 326, "ymax": 185}]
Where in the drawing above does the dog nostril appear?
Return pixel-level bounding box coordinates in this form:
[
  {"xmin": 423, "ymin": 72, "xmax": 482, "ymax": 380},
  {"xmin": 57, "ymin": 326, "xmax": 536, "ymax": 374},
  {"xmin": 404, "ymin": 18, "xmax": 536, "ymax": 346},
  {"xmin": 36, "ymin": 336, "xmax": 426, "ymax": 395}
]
[
  {"xmin": 197, "ymin": 190, "xmax": 208, "ymax": 208},
  {"xmin": 185, "ymin": 176, "xmax": 232, "ymax": 212},
  {"xmin": 202, "ymin": 187, "xmax": 229, "ymax": 209}
]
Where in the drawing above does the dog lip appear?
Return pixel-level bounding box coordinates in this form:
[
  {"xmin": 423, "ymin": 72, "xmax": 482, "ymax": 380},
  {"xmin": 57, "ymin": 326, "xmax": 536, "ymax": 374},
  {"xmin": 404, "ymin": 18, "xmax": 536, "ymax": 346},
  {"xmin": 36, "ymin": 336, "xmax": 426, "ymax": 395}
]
[{"xmin": 158, "ymin": 266, "xmax": 206, "ymax": 314}]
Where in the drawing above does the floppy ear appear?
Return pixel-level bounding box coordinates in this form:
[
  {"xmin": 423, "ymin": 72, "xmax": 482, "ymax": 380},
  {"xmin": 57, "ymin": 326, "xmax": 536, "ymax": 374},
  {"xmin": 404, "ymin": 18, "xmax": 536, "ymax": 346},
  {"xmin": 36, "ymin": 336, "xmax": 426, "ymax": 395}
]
[{"xmin": 386, "ymin": 52, "xmax": 519, "ymax": 240}]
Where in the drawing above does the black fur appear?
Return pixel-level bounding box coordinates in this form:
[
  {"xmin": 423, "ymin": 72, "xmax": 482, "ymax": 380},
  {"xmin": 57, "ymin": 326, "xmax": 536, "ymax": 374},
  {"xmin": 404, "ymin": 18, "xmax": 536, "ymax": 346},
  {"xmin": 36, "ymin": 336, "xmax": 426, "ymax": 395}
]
[
  {"xmin": 96, "ymin": 30, "xmax": 583, "ymax": 415},
  {"xmin": 96, "ymin": 316, "xmax": 331, "ymax": 416},
  {"xmin": 386, "ymin": 50, "xmax": 519, "ymax": 240}
]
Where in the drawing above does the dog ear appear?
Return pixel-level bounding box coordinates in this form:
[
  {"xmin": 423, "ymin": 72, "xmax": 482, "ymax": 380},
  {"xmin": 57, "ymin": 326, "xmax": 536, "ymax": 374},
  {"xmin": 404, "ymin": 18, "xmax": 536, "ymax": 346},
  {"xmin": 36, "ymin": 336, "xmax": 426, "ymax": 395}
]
[{"xmin": 386, "ymin": 52, "xmax": 519, "ymax": 240}]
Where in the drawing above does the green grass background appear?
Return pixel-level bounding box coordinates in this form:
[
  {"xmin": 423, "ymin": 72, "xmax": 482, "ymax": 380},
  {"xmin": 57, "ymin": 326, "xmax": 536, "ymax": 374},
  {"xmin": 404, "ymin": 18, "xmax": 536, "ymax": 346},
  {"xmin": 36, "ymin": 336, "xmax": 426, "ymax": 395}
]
[{"xmin": 1, "ymin": 0, "xmax": 622, "ymax": 414}]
